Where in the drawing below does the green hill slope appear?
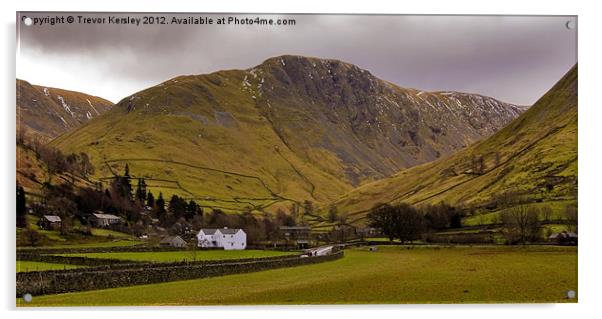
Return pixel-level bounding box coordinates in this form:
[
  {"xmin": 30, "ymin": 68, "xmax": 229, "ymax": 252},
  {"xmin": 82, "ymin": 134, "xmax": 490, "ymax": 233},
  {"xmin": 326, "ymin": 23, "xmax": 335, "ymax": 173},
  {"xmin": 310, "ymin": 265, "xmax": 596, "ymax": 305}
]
[
  {"xmin": 51, "ymin": 55, "xmax": 523, "ymax": 213},
  {"xmin": 330, "ymin": 65, "xmax": 577, "ymax": 223}
]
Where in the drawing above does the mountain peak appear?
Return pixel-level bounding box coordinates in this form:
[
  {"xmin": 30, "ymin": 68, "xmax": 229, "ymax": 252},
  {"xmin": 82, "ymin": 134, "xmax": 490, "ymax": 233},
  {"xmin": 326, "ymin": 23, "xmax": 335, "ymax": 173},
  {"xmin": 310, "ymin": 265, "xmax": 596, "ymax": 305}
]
[
  {"xmin": 260, "ymin": 54, "xmax": 356, "ymax": 67},
  {"xmin": 256, "ymin": 55, "xmax": 374, "ymax": 79}
]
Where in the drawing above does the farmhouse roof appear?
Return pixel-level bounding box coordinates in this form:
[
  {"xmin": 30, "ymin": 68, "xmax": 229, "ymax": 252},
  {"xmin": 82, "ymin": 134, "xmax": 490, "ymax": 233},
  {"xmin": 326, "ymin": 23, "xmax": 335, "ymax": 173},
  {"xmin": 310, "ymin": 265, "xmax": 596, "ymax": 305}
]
[
  {"xmin": 42, "ymin": 215, "xmax": 61, "ymax": 223},
  {"xmin": 92, "ymin": 212, "xmax": 121, "ymax": 220},
  {"xmin": 200, "ymin": 228, "xmax": 243, "ymax": 235},
  {"xmin": 200, "ymin": 228, "xmax": 218, "ymax": 235},
  {"xmin": 219, "ymin": 228, "xmax": 242, "ymax": 235},
  {"xmin": 549, "ymin": 231, "xmax": 578, "ymax": 239}
]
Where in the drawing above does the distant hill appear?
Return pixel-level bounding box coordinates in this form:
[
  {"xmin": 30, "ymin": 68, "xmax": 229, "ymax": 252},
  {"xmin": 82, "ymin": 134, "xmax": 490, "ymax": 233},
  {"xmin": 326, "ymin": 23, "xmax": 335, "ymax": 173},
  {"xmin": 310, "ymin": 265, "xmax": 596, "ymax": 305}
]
[
  {"xmin": 17, "ymin": 79, "xmax": 113, "ymax": 139},
  {"xmin": 329, "ymin": 65, "xmax": 577, "ymax": 223},
  {"xmin": 51, "ymin": 55, "xmax": 523, "ymax": 213}
]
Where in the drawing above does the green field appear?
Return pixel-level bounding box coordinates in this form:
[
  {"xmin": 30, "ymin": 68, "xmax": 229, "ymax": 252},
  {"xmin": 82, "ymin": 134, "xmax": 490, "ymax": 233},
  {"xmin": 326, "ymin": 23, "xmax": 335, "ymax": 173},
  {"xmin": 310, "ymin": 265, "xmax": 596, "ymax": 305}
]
[
  {"xmin": 57, "ymin": 250, "xmax": 295, "ymax": 263},
  {"xmin": 17, "ymin": 214, "xmax": 141, "ymax": 248},
  {"xmin": 17, "ymin": 261, "xmax": 84, "ymax": 272},
  {"xmin": 20, "ymin": 246, "xmax": 576, "ymax": 306}
]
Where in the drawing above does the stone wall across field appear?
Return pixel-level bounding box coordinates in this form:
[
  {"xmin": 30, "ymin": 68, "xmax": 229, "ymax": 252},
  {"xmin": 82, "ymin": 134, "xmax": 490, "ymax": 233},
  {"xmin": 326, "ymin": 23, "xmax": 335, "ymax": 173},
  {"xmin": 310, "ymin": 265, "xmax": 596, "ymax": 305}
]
[
  {"xmin": 17, "ymin": 245, "xmax": 291, "ymax": 255},
  {"xmin": 17, "ymin": 252, "xmax": 303, "ymax": 268},
  {"xmin": 16, "ymin": 245, "xmax": 183, "ymax": 255},
  {"xmin": 17, "ymin": 253, "xmax": 143, "ymax": 266},
  {"xmin": 16, "ymin": 251, "xmax": 343, "ymax": 296}
]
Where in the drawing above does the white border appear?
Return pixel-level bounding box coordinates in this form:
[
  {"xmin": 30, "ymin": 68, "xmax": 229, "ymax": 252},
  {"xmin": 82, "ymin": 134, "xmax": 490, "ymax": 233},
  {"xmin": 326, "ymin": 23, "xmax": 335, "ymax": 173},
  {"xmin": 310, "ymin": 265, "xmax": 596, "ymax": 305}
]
[{"xmin": 2, "ymin": 0, "xmax": 601, "ymax": 318}]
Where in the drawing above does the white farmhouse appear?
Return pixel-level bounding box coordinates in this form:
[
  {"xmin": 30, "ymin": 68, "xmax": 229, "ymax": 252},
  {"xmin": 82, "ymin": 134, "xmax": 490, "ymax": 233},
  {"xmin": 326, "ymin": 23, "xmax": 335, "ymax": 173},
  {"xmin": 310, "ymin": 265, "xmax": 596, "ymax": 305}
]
[{"xmin": 197, "ymin": 228, "xmax": 247, "ymax": 250}]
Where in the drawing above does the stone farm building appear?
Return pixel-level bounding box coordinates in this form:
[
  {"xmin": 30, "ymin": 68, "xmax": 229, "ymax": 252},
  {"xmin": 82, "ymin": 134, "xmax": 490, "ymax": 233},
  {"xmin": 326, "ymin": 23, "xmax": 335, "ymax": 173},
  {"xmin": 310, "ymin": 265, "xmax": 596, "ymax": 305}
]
[
  {"xmin": 160, "ymin": 235, "xmax": 187, "ymax": 248},
  {"xmin": 197, "ymin": 228, "xmax": 247, "ymax": 250},
  {"xmin": 89, "ymin": 212, "xmax": 122, "ymax": 228},
  {"xmin": 38, "ymin": 215, "xmax": 61, "ymax": 230},
  {"xmin": 278, "ymin": 226, "xmax": 312, "ymax": 249}
]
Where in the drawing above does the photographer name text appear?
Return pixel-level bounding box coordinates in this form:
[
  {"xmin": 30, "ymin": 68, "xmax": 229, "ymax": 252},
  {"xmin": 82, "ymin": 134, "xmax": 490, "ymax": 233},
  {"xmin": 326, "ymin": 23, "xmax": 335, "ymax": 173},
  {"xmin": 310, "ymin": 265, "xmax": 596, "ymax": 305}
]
[{"xmin": 22, "ymin": 15, "xmax": 297, "ymax": 27}]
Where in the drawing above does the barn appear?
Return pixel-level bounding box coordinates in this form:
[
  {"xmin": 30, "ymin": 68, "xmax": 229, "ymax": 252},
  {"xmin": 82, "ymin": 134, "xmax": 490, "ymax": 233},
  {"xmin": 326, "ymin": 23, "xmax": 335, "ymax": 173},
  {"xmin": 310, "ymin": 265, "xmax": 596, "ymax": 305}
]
[
  {"xmin": 38, "ymin": 215, "xmax": 62, "ymax": 230},
  {"xmin": 89, "ymin": 212, "xmax": 122, "ymax": 228},
  {"xmin": 160, "ymin": 235, "xmax": 187, "ymax": 248},
  {"xmin": 197, "ymin": 228, "xmax": 246, "ymax": 250}
]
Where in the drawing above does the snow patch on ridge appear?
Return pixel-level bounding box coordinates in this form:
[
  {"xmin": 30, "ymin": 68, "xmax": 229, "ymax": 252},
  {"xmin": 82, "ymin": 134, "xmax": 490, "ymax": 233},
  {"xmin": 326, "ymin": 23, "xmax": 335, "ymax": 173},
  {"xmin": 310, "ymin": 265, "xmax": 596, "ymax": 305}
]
[
  {"xmin": 57, "ymin": 96, "xmax": 75, "ymax": 118},
  {"xmin": 86, "ymin": 99, "xmax": 100, "ymax": 115}
]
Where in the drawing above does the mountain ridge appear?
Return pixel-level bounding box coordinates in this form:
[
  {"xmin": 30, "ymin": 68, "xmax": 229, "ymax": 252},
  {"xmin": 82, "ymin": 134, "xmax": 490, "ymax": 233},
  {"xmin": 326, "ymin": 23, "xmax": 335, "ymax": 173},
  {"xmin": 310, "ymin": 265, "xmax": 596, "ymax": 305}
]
[
  {"xmin": 51, "ymin": 55, "xmax": 525, "ymax": 212},
  {"xmin": 17, "ymin": 79, "xmax": 113, "ymax": 139},
  {"xmin": 327, "ymin": 64, "xmax": 577, "ymax": 223}
]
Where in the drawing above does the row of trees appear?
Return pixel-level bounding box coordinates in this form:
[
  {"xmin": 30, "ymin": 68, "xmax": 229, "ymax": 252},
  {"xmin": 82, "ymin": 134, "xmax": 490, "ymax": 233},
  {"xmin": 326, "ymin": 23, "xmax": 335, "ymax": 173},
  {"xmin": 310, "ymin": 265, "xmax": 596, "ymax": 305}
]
[
  {"xmin": 367, "ymin": 203, "xmax": 463, "ymax": 243},
  {"xmin": 366, "ymin": 200, "xmax": 577, "ymax": 245},
  {"xmin": 499, "ymin": 203, "xmax": 578, "ymax": 244},
  {"xmin": 18, "ymin": 131, "xmax": 95, "ymax": 179}
]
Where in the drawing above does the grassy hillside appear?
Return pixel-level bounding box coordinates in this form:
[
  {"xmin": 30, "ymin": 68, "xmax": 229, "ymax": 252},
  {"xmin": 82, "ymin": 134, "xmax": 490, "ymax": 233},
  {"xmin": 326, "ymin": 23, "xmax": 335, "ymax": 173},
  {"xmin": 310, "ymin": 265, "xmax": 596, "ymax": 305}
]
[
  {"xmin": 51, "ymin": 71, "xmax": 352, "ymax": 212},
  {"xmin": 51, "ymin": 55, "xmax": 522, "ymax": 213},
  {"xmin": 329, "ymin": 65, "xmax": 577, "ymax": 224}
]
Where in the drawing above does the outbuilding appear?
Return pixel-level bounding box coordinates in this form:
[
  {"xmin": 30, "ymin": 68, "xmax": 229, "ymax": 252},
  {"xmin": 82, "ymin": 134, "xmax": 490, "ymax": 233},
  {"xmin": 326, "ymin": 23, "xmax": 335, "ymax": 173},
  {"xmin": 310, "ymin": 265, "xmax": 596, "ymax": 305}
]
[
  {"xmin": 38, "ymin": 215, "xmax": 61, "ymax": 230},
  {"xmin": 548, "ymin": 231, "xmax": 578, "ymax": 245},
  {"xmin": 160, "ymin": 235, "xmax": 187, "ymax": 248},
  {"xmin": 89, "ymin": 211, "xmax": 122, "ymax": 228}
]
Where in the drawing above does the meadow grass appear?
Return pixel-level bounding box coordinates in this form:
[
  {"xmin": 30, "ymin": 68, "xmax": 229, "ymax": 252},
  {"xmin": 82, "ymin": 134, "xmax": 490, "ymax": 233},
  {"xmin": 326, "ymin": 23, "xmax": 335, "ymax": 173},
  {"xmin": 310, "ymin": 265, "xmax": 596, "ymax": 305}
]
[
  {"xmin": 56, "ymin": 250, "xmax": 295, "ymax": 263},
  {"xmin": 21, "ymin": 245, "xmax": 577, "ymax": 306},
  {"xmin": 16, "ymin": 261, "xmax": 84, "ymax": 272},
  {"xmin": 18, "ymin": 214, "xmax": 141, "ymax": 248}
]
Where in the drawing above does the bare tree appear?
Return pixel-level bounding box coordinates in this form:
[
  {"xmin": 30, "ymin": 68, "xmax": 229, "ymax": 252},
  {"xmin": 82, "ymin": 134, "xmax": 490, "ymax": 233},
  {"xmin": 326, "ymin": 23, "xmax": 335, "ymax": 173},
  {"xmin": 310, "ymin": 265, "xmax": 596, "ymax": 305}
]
[
  {"xmin": 540, "ymin": 205, "xmax": 553, "ymax": 222},
  {"xmin": 25, "ymin": 229, "xmax": 43, "ymax": 246},
  {"xmin": 501, "ymin": 204, "xmax": 541, "ymax": 244},
  {"xmin": 564, "ymin": 204, "xmax": 578, "ymax": 233}
]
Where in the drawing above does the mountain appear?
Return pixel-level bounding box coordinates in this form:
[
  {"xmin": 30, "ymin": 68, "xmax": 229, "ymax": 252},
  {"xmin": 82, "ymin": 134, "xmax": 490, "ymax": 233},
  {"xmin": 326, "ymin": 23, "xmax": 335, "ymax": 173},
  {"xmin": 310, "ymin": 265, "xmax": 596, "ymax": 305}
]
[
  {"xmin": 17, "ymin": 79, "xmax": 113, "ymax": 139},
  {"xmin": 329, "ymin": 65, "xmax": 577, "ymax": 223},
  {"xmin": 51, "ymin": 55, "xmax": 523, "ymax": 213}
]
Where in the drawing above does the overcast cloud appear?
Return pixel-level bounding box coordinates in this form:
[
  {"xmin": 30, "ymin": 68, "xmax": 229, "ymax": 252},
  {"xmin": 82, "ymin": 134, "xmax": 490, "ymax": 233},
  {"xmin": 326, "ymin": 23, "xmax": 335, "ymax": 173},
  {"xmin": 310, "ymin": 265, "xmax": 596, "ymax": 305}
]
[{"xmin": 16, "ymin": 13, "xmax": 576, "ymax": 105}]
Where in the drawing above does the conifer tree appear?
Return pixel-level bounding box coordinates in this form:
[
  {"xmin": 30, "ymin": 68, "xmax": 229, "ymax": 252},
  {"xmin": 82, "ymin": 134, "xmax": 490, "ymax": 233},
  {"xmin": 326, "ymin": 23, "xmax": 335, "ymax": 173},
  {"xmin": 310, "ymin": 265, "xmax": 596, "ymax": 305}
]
[{"xmin": 17, "ymin": 185, "xmax": 27, "ymax": 228}]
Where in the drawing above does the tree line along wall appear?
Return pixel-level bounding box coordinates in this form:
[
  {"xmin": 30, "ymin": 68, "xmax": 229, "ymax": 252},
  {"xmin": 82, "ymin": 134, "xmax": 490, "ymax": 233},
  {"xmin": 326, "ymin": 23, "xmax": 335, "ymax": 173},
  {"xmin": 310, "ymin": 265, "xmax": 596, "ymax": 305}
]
[{"xmin": 17, "ymin": 251, "xmax": 344, "ymax": 296}]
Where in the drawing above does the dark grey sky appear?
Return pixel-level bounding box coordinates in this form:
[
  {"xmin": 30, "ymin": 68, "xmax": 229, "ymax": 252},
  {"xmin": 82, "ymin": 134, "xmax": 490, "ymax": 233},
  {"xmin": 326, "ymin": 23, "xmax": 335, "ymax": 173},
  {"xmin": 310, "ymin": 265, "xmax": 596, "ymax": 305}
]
[{"xmin": 17, "ymin": 13, "xmax": 577, "ymax": 105}]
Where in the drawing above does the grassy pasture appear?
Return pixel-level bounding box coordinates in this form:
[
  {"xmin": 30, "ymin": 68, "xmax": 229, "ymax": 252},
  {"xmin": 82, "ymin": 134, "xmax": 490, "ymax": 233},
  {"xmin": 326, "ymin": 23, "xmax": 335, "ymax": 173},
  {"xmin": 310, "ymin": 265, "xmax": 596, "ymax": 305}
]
[
  {"xmin": 17, "ymin": 214, "xmax": 141, "ymax": 248},
  {"xmin": 16, "ymin": 261, "xmax": 84, "ymax": 272},
  {"xmin": 462, "ymin": 199, "xmax": 576, "ymax": 227},
  {"xmin": 21, "ymin": 245, "xmax": 576, "ymax": 306},
  {"xmin": 57, "ymin": 250, "xmax": 295, "ymax": 263}
]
